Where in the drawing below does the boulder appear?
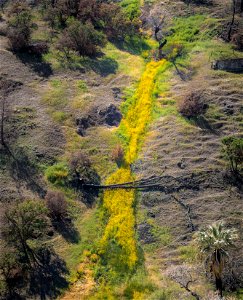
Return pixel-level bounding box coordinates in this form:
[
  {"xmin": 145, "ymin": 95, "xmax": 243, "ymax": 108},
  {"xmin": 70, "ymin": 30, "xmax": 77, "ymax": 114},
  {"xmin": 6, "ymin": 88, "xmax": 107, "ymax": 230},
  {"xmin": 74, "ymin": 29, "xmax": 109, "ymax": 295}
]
[
  {"xmin": 76, "ymin": 104, "xmax": 122, "ymax": 136},
  {"xmin": 212, "ymin": 58, "xmax": 243, "ymax": 73},
  {"xmin": 98, "ymin": 104, "xmax": 122, "ymax": 126}
]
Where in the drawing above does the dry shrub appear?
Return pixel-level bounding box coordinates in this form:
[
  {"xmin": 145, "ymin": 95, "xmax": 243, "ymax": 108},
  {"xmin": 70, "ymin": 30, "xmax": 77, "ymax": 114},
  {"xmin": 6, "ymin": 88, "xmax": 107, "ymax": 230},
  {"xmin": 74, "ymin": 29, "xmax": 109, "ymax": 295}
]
[
  {"xmin": 178, "ymin": 90, "xmax": 205, "ymax": 118},
  {"xmin": 111, "ymin": 145, "xmax": 124, "ymax": 167},
  {"xmin": 45, "ymin": 191, "xmax": 67, "ymax": 221},
  {"xmin": 69, "ymin": 151, "xmax": 91, "ymax": 172},
  {"xmin": 69, "ymin": 151, "xmax": 99, "ymax": 188},
  {"xmin": 231, "ymin": 33, "xmax": 243, "ymax": 51}
]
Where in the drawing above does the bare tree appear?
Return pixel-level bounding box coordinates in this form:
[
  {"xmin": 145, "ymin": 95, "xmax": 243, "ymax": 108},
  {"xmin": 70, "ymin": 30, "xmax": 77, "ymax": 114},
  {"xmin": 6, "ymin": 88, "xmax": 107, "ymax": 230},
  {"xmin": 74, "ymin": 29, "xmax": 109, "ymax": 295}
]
[
  {"xmin": 228, "ymin": 0, "xmax": 237, "ymax": 41},
  {"xmin": 166, "ymin": 264, "xmax": 201, "ymax": 300},
  {"xmin": 147, "ymin": 4, "xmax": 171, "ymax": 58}
]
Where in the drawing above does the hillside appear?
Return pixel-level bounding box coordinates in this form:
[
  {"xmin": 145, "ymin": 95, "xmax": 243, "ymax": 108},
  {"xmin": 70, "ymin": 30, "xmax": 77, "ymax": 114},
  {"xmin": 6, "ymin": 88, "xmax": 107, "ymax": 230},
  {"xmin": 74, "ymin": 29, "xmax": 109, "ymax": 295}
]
[{"xmin": 0, "ymin": 0, "xmax": 242, "ymax": 299}]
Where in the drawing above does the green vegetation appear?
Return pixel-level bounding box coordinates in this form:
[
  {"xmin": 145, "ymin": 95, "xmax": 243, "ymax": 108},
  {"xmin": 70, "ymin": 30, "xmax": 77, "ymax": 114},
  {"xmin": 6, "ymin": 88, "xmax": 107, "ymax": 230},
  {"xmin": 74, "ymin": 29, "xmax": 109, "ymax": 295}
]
[
  {"xmin": 222, "ymin": 136, "xmax": 243, "ymax": 173},
  {"xmin": 45, "ymin": 162, "xmax": 69, "ymax": 186}
]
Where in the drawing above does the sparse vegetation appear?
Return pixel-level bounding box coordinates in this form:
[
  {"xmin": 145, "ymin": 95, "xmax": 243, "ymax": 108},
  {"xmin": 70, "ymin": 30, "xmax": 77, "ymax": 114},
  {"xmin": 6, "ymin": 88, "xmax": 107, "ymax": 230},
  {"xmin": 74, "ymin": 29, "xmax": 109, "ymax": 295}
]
[{"xmin": 0, "ymin": 0, "xmax": 243, "ymax": 299}]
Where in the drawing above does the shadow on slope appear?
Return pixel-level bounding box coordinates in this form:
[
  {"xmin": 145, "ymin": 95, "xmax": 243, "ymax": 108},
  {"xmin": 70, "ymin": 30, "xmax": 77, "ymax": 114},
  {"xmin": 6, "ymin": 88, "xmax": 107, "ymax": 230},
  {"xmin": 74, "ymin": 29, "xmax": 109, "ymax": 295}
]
[
  {"xmin": 28, "ymin": 248, "xmax": 69, "ymax": 300},
  {"xmin": 16, "ymin": 52, "xmax": 53, "ymax": 78}
]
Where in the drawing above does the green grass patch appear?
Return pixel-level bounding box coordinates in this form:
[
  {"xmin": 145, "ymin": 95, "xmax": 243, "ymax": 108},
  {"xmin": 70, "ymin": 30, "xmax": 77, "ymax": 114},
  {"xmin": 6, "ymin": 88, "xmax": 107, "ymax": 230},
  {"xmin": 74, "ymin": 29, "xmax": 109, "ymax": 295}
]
[
  {"xmin": 42, "ymin": 79, "xmax": 68, "ymax": 109},
  {"xmin": 76, "ymin": 80, "xmax": 88, "ymax": 93},
  {"xmin": 178, "ymin": 244, "xmax": 198, "ymax": 263},
  {"xmin": 45, "ymin": 162, "xmax": 69, "ymax": 186}
]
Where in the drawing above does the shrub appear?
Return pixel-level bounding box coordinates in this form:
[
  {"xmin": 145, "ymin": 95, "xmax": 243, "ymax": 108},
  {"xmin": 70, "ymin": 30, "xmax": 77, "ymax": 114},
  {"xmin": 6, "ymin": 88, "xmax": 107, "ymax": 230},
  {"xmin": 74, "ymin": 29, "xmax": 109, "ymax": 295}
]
[
  {"xmin": 111, "ymin": 145, "xmax": 124, "ymax": 167},
  {"xmin": 45, "ymin": 191, "xmax": 67, "ymax": 221},
  {"xmin": 222, "ymin": 136, "xmax": 243, "ymax": 173},
  {"xmin": 56, "ymin": 19, "xmax": 106, "ymax": 57},
  {"xmin": 45, "ymin": 162, "xmax": 69, "ymax": 186},
  {"xmin": 7, "ymin": 2, "xmax": 33, "ymax": 51},
  {"xmin": 178, "ymin": 91, "xmax": 205, "ymax": 118},
  {"xmin": 166, "ymin": 43, "xmax": 185, "ymax": 63},
  {"xmin": 231, "ymin": 33, "xmax": 243, "ymax": 51},
  {"xmin": 98, "ymin": 2, "xmax": 139, "ymax": 40},
  {"xmin": 28, "ymin": 41, "xmax": 49, "ymax": 56},
  {"xmin": 68, "ymin": 151, "xmax": 99, "ymax": 187}
]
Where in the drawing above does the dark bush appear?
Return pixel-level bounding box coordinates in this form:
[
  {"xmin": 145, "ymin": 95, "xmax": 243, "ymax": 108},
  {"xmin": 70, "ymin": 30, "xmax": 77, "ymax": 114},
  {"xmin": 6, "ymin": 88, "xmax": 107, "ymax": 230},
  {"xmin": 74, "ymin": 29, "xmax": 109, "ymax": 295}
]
[
  {"xmin": 68, "ymin": 151, "xmax": 99, "ymax": 187},
  {"xmin": 45, "ymin": 191, "xmax": 68, "ymax": 221},
  {"xmin": 43, "ymin": 0, "xmax": 79, "ymax": 28},
  {"xmin": 111, "ymin": 145, "xmax": 124, "ymax": 167},
  {"xmin": 98, "ymin": 2, "xmax": 139, "ymax": 40},
  {"xmin": 231, "ymin": 33, "xmax": 243, "ymax": 51},
  {"xmin": 178, "ymin": 91, "xmax": 205, "ymax": 118},
  {"xmin": 7, "ymin": 2, "xmax": 33, "ymax": 51},
  {"xmin": 28, "ymin": 41, "xmax": 49, "ymax": 55},
  {"xmin": 56, "ymin": 19, "xmax": 106, "ymax": 57}
]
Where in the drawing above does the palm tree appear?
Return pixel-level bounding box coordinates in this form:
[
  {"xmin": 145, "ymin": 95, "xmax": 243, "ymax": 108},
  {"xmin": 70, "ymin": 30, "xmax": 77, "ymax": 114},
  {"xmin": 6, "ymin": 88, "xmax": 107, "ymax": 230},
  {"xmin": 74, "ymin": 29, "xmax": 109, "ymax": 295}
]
[{"xmin": 197, "ymin": 222, "xmax": 238, "ymax": 298}]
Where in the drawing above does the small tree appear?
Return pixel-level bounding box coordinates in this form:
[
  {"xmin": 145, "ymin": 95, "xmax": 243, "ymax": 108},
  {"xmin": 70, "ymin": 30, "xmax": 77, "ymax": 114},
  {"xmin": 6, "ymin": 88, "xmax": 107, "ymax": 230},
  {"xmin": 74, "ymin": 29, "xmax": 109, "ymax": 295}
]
[
  {"xmin": 45, "ymin": 190, "xmax": 67, "ymax": 221},
  {"xmin": 2, "ymin": 200, "xmax": 50, "ymax": 267},
  {"xmin": 221, "ymin": 136, "xmax": 243, "ymax": 173},
  {"xmin": 7, "ymin": 2, "xmax": 34, "ymax": 51},
  {"xmin": 197, "ymin": 222, "xmax": 238, "ymax": 298},
  {"xmin": 228, "ymin": 0, "xmax": 237, "ymax": 42}
]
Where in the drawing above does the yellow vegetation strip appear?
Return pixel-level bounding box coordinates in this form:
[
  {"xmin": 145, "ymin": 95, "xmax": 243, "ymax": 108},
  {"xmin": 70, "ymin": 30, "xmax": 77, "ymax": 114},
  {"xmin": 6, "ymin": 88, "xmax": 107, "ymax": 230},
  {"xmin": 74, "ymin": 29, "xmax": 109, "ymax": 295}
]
[{"xmin": 100, "ymin": 60, "xmax": 166, "ymax": 267}]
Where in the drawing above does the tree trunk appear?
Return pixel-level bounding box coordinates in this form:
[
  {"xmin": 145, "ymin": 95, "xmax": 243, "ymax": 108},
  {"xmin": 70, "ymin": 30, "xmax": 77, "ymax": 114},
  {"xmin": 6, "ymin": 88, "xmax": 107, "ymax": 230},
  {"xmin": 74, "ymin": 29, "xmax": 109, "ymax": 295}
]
[
  {"xmin": 228, "ymin": 0, "xmax": 236, "ymax": 41},
  {"xmin": 216, "ymin": 277, "xmax": 223, "ymax": 298}
]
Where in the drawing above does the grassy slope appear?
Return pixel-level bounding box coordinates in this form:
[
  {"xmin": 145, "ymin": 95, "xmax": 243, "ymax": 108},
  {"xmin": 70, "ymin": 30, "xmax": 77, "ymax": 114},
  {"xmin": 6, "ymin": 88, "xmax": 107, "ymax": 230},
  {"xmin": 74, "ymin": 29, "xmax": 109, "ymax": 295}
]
[
  {"xmin": 43, "ymin": 2, "xmax": 242, "ymax": 299},
  {"xmin": 135, "ymin": 4, "xmax": 243, "ymax": 300},
  {"xmin": 1, "ymin": 0, "xmax": 242, "ymax": 299}
]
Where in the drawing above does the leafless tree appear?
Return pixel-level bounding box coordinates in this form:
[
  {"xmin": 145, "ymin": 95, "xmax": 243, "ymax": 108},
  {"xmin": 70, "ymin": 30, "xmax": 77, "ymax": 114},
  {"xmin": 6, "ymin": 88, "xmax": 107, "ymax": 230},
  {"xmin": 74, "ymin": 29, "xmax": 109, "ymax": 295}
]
[
  {"xmin": 228, "ymin": 0, "xmax": 237, "ymax": 41},
  {"xmin": 147, "ymin": 4, "xmax": 171, "ymax": 58},
  {"xmin": 166, "ymin": 264, "xmax": 201, "ymax": 300},
  {"xmin": 148, "ymin": 5, "xmax": 169, "ymax": 41}
]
